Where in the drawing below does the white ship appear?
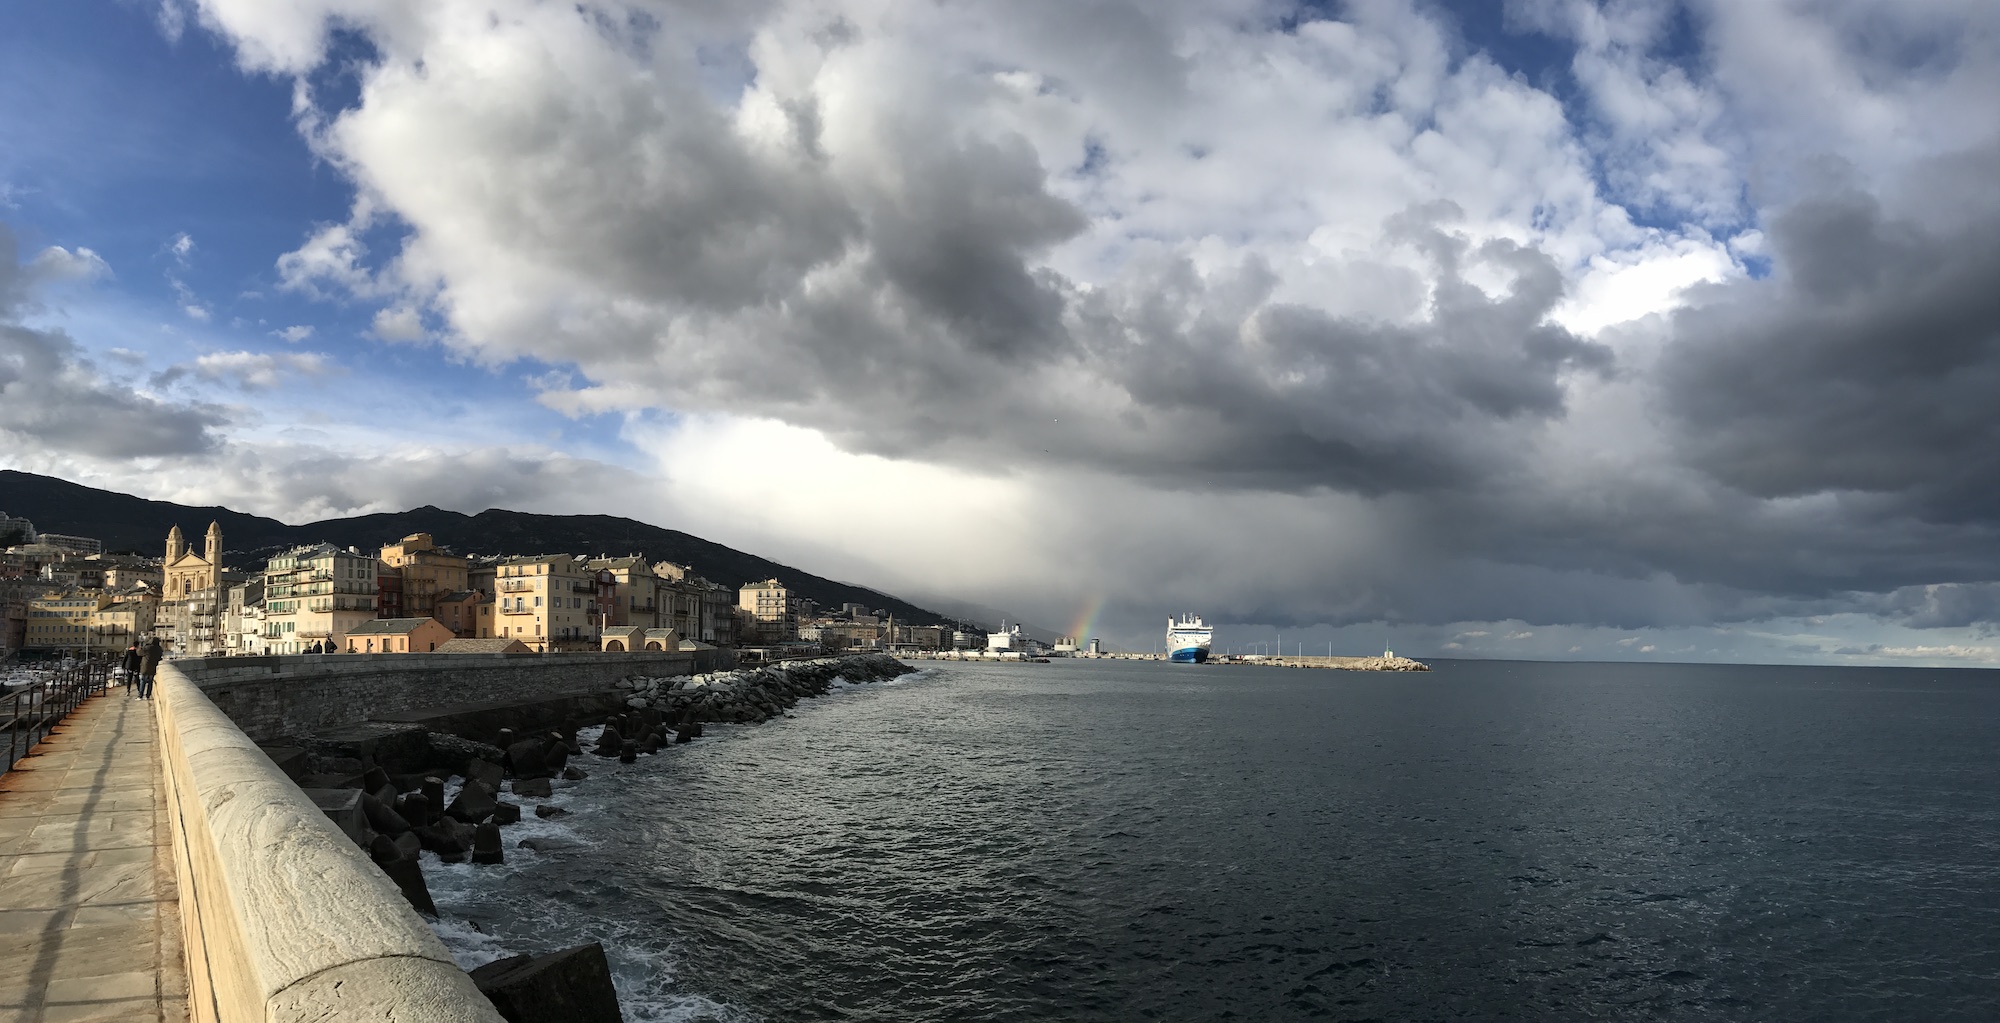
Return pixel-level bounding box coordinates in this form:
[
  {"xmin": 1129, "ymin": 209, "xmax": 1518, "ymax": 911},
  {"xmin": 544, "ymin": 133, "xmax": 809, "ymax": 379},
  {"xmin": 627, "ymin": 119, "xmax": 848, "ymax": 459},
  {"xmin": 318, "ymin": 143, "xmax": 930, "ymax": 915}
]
[{"xmin": 1166, "ymin": 613, "xmax": 1213, "ymax": 663}]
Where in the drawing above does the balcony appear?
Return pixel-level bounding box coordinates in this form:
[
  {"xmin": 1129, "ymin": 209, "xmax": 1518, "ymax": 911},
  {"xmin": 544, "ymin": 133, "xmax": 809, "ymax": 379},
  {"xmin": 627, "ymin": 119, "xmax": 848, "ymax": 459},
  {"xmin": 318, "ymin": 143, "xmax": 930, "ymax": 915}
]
[
  {"xmin": 298, "ymin": 629, "xmax": 331, "ymax": 639},
  {"xmin": 499, "ymin": 606, "xmax": 535, "ymax": 615},
  {"xmin": 498, "ymin": 580, "xmax": 535, "ymax": 593}
]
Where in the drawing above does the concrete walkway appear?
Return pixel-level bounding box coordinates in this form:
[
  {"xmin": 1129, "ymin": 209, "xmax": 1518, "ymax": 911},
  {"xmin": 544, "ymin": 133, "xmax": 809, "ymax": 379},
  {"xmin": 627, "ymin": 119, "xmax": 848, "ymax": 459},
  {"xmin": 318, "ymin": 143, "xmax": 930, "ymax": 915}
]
[{"xmin": 0, "ymin": 691, "xmax": 188, "ymax": 1023}]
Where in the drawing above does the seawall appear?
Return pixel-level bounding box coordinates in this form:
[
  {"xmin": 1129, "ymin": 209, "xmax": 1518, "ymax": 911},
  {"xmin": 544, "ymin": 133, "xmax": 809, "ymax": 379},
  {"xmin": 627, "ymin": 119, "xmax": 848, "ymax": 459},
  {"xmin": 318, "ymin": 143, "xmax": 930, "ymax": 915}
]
[
  {"xmin": 171, "ymin": 650, "xmax": 721, "ymax": 743},
  {"xmin": 155, "ymin": 661, "xmax": 506, "ymax": 1022}
]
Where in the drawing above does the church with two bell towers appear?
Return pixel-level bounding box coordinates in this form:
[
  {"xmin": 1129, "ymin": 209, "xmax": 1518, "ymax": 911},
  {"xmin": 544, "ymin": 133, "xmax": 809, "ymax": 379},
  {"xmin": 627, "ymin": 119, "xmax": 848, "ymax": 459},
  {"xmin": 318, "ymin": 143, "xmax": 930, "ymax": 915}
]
[
  {"xmin": 158, "ymin": 521, "xmax": 230, "ymax": 655},
  {"xmin": 163, "ymin": 521, "xmax": 224, "ymax": 599}
]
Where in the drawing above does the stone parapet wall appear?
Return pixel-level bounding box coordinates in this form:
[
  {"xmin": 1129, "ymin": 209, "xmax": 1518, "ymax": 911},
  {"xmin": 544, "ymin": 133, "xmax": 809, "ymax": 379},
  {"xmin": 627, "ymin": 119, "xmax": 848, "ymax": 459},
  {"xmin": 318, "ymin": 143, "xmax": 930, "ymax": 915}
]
[
  {"xmin": 154, "ymin": 662, "xmax": 506, "ymax": 1023},
  {"xmin": 171, "ymin": 651, "xmax": 708, "ymax": 742}
]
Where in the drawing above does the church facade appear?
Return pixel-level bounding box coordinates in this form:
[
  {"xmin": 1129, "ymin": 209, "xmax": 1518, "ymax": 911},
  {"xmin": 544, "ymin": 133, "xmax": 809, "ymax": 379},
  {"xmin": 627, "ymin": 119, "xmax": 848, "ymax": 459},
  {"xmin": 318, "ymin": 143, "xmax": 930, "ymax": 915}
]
[{"xmin": 159, "ymin": 522, "xmax": 229, "ymax": 656}]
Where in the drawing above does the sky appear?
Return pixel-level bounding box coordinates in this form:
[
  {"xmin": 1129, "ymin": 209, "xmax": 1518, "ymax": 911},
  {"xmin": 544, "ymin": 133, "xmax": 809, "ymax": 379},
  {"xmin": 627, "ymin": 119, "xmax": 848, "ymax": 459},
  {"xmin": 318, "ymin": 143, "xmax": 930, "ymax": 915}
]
[{"xmin": 3, "ymin": 0, "xmax": 2000, "ymax": 664}]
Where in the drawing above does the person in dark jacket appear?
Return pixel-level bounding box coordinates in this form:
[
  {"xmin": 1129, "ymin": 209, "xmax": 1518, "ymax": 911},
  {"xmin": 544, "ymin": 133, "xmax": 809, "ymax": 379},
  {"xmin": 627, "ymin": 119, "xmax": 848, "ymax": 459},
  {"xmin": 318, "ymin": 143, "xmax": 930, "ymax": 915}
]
[
  {"xmin": 138, "ymin": 637, "xmax": 164, "ymax": 699},
  {"xmin": 120, "ymin": 643, "xmax": 142, "ymax": 694}
]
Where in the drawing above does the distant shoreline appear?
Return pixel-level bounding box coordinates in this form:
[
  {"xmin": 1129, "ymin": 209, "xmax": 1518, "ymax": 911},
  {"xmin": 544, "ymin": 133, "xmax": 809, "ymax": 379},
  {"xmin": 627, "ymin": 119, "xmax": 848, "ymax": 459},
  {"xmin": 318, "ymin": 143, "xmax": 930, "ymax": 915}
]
[{"xmin": 899, "ymin": 651, "xmax": 1430, "ymax": 671}]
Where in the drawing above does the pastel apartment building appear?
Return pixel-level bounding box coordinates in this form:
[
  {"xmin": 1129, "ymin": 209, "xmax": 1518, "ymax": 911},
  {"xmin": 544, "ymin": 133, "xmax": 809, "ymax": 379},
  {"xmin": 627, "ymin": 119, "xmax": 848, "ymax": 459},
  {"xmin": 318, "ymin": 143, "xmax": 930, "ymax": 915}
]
[
  {"xmin": 378, "ymin": 533, "xmax": 469, "ymax": 619},
  {"xmin": 262, "ymin": 543, "xmax": 380, "ymax": 654},
  {"xmin": 494, "ymin": 554, "xmax": 606, "ymax": 652}
]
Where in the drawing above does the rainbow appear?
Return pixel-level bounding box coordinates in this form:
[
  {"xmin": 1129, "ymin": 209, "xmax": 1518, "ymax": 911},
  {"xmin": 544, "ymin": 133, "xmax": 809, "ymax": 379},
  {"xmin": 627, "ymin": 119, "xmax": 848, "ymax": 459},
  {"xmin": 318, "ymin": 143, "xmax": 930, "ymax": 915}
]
[{"xmin": 1066, "ymin": 595, "xmax": 1106, "ymax": 646}]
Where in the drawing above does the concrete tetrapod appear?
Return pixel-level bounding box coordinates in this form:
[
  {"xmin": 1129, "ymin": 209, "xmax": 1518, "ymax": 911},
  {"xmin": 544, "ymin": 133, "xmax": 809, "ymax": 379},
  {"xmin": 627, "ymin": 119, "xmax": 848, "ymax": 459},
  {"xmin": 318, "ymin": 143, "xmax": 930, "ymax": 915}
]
[{"xmin": 154, "ymin": 664, "xmax": 505, "ymax": 1023}]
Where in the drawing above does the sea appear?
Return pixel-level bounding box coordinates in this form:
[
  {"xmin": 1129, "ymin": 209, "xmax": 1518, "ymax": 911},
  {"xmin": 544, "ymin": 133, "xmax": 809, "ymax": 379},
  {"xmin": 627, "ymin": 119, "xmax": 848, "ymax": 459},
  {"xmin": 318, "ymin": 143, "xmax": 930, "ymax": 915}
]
[{"xmin": 422, "ymin": 657, "xmax": 2000, "ymax": 1022}]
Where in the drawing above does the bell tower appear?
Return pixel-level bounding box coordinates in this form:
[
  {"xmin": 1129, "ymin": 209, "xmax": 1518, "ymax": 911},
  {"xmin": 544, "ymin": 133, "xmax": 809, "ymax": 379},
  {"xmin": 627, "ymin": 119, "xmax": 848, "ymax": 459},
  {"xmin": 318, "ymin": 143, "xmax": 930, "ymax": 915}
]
[
  {"xmin": 204, "ymin": 521, "xmax": 223, "ymax": 582},
  {"xmin": 166, "ymin": 524, "xmax": 185, "ymax": 563}
]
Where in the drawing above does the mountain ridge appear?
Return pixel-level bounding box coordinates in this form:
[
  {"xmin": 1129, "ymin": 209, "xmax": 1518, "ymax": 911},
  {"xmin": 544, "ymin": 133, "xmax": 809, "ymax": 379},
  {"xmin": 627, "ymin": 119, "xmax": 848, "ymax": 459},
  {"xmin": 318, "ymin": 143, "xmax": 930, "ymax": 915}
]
[{"xmin": 0, "ymin": 470, "xmax": 953, "ymax": 625}]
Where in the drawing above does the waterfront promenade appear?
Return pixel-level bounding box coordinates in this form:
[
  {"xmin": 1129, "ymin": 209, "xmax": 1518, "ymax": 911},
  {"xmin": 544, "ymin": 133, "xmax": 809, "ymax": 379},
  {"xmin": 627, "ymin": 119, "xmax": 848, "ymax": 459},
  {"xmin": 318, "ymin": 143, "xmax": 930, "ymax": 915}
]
[{"xmin": 0, "ymin": 692, "xmax": 188, "ymax": 1023}]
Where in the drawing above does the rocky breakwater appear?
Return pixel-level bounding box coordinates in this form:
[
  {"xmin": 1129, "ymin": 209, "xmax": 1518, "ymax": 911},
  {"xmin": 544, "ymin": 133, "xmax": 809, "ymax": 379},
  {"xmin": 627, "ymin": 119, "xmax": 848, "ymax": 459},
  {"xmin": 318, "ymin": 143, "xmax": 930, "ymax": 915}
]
[
  {"xmin": 616, "ymin": 652, "xmax": 916, "ymax": 725},
  {"xmin": 294, "ymin": 653, "xmax": 915, "ymax": 1021},
  {"xmin": 1345, "ymin": 655, "xmax": 1430, "ymax": 671}
]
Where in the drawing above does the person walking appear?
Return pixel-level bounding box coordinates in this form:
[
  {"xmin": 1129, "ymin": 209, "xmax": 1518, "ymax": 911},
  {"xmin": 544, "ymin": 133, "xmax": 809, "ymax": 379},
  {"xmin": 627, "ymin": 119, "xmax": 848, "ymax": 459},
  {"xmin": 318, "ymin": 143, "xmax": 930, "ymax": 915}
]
[
  {"xmin": 138, "ymin": 636, "xmax": 164, "ymax": 700},
  {"xmin": 119, "ymin": 642, "xmax": 142, "ymax": 696}
]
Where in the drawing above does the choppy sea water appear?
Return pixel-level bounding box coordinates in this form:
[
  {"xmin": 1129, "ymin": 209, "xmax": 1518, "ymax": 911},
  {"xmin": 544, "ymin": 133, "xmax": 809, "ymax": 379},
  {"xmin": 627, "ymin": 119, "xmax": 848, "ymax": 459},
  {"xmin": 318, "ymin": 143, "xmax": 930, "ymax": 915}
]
[{"xmin": 424, "ymin": 658, "xmax": 2000, "ymax": 1021}]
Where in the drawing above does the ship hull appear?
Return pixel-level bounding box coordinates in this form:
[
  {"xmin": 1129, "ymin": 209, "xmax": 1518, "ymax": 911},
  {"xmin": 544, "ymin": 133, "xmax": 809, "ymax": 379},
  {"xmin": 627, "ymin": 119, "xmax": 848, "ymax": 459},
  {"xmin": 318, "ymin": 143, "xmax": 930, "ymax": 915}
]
[{"xmin": 1169, "ymin": 646, "xmax": 1209, "ymax": 664}]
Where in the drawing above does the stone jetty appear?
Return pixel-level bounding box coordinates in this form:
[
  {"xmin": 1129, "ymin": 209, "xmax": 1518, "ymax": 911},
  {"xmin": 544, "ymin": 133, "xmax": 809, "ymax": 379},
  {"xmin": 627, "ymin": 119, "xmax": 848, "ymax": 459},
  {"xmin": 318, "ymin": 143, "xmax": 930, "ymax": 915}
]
[
  {"xmin": 1226, "ymin": 654, "xmax": 1431, "ymax": 671},
  {"xmin": 616, "ymin": 652, "xmax": 916, "ymax": 724}
]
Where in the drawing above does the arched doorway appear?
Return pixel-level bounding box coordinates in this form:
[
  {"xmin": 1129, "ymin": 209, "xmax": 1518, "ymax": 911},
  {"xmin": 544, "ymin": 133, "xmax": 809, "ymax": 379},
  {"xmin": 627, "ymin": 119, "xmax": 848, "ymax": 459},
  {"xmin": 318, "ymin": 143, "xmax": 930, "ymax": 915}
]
[
  {"xmin": 645, "ymin": 641, "xmax": 663, "ymax": 651},
  {"xmin": 605, "ymin": 640, "xmax": 625, "ymax": 652}
]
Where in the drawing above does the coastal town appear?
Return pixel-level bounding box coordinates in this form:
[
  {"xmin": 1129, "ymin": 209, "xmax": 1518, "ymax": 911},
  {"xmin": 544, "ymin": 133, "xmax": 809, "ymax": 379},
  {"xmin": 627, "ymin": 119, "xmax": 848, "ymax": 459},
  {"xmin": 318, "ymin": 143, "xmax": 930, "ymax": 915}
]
[{"xmin": 0, "ymin": 510, "xmax": 995, "ymax": 663}]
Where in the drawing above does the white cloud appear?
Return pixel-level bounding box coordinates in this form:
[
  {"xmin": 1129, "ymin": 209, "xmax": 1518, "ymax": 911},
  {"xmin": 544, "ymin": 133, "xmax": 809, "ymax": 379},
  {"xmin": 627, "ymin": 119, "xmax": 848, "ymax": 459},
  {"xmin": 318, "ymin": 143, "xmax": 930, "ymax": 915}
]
[
  {"xmin": 370, "ymin": 304, "xmax": 424, "ymax": 342},
  {"xmin": 273, "ymin": 324, "xmax": 314, "ymax": 342},
  {"xmin": 277, "ymin": 215, "xmax": 385, "ymax": 299},
  {"xmin": 24, "ymin": 244, "xmax": 111, "ymax": 287},
  {"xmin": 190, "ymin": 350, "xmax": 334, "ymax": 389}
]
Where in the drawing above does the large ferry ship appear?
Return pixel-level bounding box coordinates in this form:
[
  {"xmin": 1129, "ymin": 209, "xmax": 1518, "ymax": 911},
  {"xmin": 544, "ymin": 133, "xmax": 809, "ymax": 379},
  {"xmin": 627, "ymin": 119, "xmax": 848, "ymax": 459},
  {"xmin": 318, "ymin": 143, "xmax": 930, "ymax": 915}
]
[{"xmin": 1166, "ymin": 613, "xmax": 1213, "ymax": 663}]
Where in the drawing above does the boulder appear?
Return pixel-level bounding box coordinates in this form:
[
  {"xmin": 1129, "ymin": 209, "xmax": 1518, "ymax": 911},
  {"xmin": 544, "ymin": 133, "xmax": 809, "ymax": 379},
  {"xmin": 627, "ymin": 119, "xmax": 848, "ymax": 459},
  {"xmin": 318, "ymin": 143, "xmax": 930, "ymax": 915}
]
[
  {"xmin": 372, "ymin": 782, "xmax": 400, "ymax": 808},
  {"xmin": 421, "ymin": 777, "xmax": 446, "ymax": 818},
  {"xmin": 361, "ymin": 766, "xmax": 392, "ymax": 793},
  {"xmin": 472, "ymin": 822, "xmax": 505, "ymax": 865},
  {"xmin": 619, "ymin": 740, "xmax": 637, "ymax": 764},
  {"xmin": 446, "ymin": 779, "xmax": 499, "ymax": 824},
  {"xmin": 517, "ymin": 836, "xmax": 579, "ymax": 853},
  {"xmin": 466, "ymin": 757, "xmax": 506, "ymax": 792},
  {"xmin": 562, "ymin": 766, "xmax": 588, "ymax": 781},
  {"xmin": 427, "ymin": 733, "xmax": 507, "ymax": 777},
  {"xmin": 397, "ymin": 792, "xmax": 431, "ymax": 829},
  {"xmin": 379, "ymin": 856, "xmax": 438, "ymax": 917},
  {"xmin": 492, "ymin": 800, "xmax": 522, "ymax": 826},
  {"xmin": 507, "ymin": 739, "xmax": 552, "ymax": 779},
  {"xmin": 415, "ymin": 822, "xmax": 468, "ymax": 860},
  {"xmin": 593, "ymin": 726, "xmax": 624, "ymax": 758},
  {"xmin": 469, "ymin": 942, "xmax": 624, "ymax": 1023},
  {"xmin": 512, "ymin": 777, "xmax": 553, "ymax": 799},
  {"xmin": 393, "ymin": 831, "xmax": 422, "ymax": 862},
  {"xmin": 534, "ymin": 804, "xmax": 571, "ymax": 820},
  {"xmin": 304, "ymin": 789, "xmax": 367, "ymax": 846},
  {"xmin": 362, "ymin": 793, "xmax": 411, "ymax": 836},
  {"xmin": 367, "ymin": 833, "xmax": 401, "ymax": 866}
]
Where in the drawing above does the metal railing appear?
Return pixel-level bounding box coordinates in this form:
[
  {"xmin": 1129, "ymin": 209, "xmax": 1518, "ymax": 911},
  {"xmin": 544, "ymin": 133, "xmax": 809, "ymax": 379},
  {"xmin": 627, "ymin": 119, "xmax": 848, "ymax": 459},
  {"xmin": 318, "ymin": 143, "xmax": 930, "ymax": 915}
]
[{"xmin": 3, "ymin": 657, "xmax": 111, "ymax": 773}]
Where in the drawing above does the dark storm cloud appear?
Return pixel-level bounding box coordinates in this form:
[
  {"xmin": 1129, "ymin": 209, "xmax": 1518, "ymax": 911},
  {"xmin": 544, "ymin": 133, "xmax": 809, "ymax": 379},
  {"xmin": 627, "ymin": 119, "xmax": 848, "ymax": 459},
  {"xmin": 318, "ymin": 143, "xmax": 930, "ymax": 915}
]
[
  {"xmin": 1660, "ymin": 162, "xmax": 2000, "ymax": 521},
  {"xmin": 0, "ymin": 224, "xmax": 227, "ymax": 459},
  {"xmin": 1871, "ymin": 583, "xmax": 2000, "ymax": 632},
  {"xmin": 1070, "ymin": 229, "xmax": 1611, "ymax": 493},
  {"xmin": 753, "ymin": 207, "xmax": 1613, "ymax": 496}
]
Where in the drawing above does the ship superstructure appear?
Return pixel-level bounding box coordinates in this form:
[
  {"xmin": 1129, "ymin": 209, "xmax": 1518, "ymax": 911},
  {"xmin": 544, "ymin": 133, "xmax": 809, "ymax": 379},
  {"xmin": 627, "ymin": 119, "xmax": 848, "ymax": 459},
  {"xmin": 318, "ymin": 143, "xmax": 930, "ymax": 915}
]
[{"xmin": 1166, "ymin": 613, "xmax": 1213, "ymax": 663}]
